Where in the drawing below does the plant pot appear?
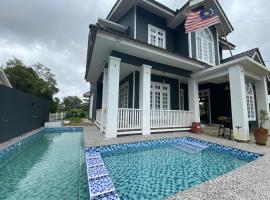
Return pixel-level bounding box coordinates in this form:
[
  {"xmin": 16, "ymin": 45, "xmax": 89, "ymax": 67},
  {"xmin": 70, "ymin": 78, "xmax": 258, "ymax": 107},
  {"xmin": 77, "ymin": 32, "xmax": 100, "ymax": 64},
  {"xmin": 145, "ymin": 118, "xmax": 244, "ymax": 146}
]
[{"xmin": 253, "ymin": 128, "xmax": 268, "ymax": 145}]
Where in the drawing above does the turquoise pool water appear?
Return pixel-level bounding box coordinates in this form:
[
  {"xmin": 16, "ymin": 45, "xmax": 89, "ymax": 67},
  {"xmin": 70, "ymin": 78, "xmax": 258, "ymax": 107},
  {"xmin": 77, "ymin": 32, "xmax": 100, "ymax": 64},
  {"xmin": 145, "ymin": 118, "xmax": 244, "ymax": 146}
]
[
  {"xmin": 0, "ymin": 132, "xmax": 89, "ymax": 200},
  {"xmin": 102, "ymin": 144, "xmax": 250, "ymax": 200}
]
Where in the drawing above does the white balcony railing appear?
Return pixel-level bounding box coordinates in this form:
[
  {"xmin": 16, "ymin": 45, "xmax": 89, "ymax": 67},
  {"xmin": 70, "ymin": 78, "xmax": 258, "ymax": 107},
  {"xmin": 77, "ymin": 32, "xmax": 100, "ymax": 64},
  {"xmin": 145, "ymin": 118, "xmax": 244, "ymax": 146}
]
[
  {"xmin": 150, "ymin": 109, "xmax": 194, "ymax": 129},
  {"xmin": 117, "ymin": 108, "xmax": 142, "ymax": 130}
]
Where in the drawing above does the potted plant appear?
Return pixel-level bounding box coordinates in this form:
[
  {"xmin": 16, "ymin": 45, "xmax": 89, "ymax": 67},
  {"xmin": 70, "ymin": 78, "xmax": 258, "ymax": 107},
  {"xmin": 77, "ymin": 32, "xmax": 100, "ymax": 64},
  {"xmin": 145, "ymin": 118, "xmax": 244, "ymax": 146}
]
[{"xmin": 253, "ymin": 110, "xmax": 269, "ymax": 145}]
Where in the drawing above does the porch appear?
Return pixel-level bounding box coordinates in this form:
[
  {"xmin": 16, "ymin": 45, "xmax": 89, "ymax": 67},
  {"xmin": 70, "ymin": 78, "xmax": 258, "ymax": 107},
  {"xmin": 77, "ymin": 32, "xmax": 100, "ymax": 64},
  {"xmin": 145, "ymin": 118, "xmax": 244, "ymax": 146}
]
[{"xmin": 92, "ymin": 56, "xmax": 199, "ymax": 138}]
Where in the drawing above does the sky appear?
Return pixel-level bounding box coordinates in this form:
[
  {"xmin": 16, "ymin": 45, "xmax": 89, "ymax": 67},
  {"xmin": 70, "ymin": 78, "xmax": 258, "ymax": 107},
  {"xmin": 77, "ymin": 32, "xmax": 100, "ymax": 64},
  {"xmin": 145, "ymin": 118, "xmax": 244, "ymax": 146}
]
[{"xmin": 0, "ymin": 0, "xmax": 269, "ymax": 99}]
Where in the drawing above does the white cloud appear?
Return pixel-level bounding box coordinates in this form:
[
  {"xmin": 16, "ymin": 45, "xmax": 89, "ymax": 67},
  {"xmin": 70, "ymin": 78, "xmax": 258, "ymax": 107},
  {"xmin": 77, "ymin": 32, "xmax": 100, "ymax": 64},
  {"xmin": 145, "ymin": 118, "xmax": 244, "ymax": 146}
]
[{"xmin": 0, "ymin": 0, "xmax": 269, "ymax": 100}]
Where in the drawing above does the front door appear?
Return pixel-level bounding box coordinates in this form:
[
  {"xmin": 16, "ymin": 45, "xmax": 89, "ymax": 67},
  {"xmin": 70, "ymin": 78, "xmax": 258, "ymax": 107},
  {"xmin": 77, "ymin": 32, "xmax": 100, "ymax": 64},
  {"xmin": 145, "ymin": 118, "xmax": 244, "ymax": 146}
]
[
  {"xmin": 199, "ymin": 89, "xmax": 211, "ymax": 124},
  {"xmin": 150, "ymin": 82, "xmax": 170, "ymax": 110}
]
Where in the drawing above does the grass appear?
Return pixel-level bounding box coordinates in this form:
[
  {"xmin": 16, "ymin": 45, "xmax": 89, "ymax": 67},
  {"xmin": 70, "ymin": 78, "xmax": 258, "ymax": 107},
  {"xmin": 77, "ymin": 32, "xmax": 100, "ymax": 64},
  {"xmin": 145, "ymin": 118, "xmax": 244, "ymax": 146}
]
[{"xmin": 64, "ymin": 116, "xmax": 82, "ymax": 126}]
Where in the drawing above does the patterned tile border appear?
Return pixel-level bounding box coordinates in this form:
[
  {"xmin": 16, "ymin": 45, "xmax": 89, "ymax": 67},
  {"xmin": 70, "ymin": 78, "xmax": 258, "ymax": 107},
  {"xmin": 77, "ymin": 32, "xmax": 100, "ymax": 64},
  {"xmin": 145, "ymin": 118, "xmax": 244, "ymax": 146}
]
[
  {"xmin": 0, "ymin": 127, "xmax": 83, "ymax": 160},
  {"xmin": 86, "ymin": 137, "xmax": 262, "ymax": 162},
  {"xmin": 0, "ymin": 129, "xmax": 45, "ymax": 160}
]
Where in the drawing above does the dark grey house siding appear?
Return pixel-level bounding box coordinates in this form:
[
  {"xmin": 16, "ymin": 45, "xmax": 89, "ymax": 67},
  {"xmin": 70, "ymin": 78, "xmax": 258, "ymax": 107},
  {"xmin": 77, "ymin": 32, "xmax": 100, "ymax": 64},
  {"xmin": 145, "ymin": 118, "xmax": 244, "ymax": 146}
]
[
  {"xmin": 175, "ymin": 22, "xmax": 189, "ymax": 57},
  {"xmin": 136, "ymin": 6, "xmax": 175, "ymax": 51},
  {"xmin": 117, "ymin": 7, "xmax": 135, "ymax": 38},
  {"xmin": 190, "ymin": 25, "xmax": 219, "ymax": 65}
]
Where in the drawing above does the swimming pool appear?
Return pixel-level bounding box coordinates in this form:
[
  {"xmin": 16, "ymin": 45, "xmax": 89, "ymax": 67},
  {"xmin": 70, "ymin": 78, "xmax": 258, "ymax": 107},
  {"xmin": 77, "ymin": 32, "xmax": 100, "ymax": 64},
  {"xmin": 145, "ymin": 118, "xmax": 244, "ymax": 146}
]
[
  {"xmin": 86, "ymin": 137, "xmax": 261, "ymax": 200},
  {"xmin": 0, "ymin": 128, "xmax": 89, "ymax": 200}
]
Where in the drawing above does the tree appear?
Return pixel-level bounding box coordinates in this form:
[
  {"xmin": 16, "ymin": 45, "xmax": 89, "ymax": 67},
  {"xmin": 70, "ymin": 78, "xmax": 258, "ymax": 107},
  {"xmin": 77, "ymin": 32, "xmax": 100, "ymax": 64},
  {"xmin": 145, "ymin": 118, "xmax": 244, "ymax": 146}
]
[
  {"xmin": 63, "ymin": 96, "xmax": 82, "ymax": 110},
  {"xmin": 3, "ymin": 57, "xmax": 59, "ymax": 112},
  {"xmin": 50, "ymin": 97, "xmax": 60, "ymax": 113}
]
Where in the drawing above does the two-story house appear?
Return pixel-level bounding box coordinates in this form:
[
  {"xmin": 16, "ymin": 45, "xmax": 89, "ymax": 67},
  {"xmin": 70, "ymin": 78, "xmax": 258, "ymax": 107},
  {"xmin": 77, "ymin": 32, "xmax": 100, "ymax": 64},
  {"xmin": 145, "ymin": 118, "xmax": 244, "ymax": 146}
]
[{"xmin": 85, "ymin": 0, "xmax": 270, "ymax": 141}]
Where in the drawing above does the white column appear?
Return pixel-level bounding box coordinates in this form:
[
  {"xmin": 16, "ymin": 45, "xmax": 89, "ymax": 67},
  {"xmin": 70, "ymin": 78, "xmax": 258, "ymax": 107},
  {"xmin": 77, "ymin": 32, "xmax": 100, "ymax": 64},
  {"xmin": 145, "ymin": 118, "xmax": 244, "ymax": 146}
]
[
  {"xmin": 188, "ymin": 78, "xmax": 200, "ymax": 122},
  {"xmin": 255, "ymin": 76, "xmax": 270, "ymax": 130},
  {"xmin": 100, "ymin": 68, "xmax": 108, "ymax": 133},
  {"xmin": 229, "ymin": 65, "xmax": 249, "ymax": 141},
  {"xmin": 104, "ymin": 56, "xmax": 121, "ymax": 138},
  {"xmin": 139, "ymin": 64, "xmax": 152, "ymax": 135}
]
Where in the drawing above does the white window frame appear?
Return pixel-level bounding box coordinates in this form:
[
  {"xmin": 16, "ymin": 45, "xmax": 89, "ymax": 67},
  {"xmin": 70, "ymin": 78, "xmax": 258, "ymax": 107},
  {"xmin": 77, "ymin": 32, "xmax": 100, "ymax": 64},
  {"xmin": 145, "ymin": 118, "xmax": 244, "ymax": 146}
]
[
  {"xmin": 246, "ymin": 83, "xmax": 256, "ymax": 121},
  {"xmin": 150, "ymin": 81, "xmax": 170, "ymax": 110},
  {"xmin": 195, "ymin": 28, "xmax": 215, "ymax": 65},
  {"xmin": 119, "ymin": 82, "xmax": 129, "ymax": 108},
  {"xmin": 179, "ymin": 89, "xmax": 185, "ymax": 110},
  {"xmin": 148, "ymin": 24, "xmax": 166, "ymax": 49}
]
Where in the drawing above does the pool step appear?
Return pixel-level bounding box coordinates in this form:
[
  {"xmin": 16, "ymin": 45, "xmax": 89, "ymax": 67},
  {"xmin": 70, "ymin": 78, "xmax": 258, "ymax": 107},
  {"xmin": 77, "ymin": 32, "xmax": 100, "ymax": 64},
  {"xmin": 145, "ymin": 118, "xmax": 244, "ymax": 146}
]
[
  {"xmin": 86, "ymin": 152, "xmax": 120, "ymax": 200},
  {"xmin": 171, "ymin": 140, "xmax": 209, "ymax": 154}
]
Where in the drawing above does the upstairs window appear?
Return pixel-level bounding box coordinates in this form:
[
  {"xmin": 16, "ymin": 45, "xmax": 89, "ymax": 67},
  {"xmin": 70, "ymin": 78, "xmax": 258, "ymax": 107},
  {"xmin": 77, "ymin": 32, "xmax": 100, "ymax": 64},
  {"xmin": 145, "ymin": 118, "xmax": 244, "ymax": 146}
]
[
  {"xmin": 196, "ymin": 28, "xmax": 215, "ymax": 65},
  {"xmin": 246, "ymin": 83, "xmax": 256, "ymax": 121},
  {"xmin": 148, "ymin": 25, "xmax": 166, "ymax": 49}
]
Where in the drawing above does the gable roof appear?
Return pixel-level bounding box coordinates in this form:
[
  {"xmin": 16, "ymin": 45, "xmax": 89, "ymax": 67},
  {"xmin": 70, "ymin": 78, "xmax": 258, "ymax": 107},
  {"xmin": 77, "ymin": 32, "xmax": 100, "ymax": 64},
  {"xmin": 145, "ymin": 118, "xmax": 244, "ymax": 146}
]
[
  {"xmin": 0, "ymin": 70, "xmax": 12, "ymax": 88},
  {"xmin": 221, "ymin": 48, "xmax": 265, "ymax": 66},
  {"xmin": 107, "ymin": 0, "xmax": 233, "ymax": 35}
]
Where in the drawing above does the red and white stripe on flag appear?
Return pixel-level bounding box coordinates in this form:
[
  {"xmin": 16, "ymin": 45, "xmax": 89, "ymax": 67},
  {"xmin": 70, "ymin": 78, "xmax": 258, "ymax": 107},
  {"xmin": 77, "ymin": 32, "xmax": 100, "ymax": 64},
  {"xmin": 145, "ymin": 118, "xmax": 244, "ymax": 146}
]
[{"xmin": 185, "ymin": 11, "xmax": 221, "ymax": 33}]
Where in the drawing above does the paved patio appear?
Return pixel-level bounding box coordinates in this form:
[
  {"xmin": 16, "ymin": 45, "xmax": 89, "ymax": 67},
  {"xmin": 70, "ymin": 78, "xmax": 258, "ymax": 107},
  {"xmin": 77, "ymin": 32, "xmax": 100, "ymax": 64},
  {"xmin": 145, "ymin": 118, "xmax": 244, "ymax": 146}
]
[{"xmin": 84, "ymin": 125, "xmax": 270, "ymax": 200}]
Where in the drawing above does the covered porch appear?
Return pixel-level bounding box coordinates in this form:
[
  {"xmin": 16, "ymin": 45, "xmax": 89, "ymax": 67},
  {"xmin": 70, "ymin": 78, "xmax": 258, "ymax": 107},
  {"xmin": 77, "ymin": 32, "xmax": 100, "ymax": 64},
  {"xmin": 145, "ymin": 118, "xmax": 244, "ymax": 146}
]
[
  {"xmin": 192, "ymin": 56, "xmax": 270, "ymax": 141},
  {"xmin": 94, "ymin": 55, "xmax": 200, "ymax": 138}
]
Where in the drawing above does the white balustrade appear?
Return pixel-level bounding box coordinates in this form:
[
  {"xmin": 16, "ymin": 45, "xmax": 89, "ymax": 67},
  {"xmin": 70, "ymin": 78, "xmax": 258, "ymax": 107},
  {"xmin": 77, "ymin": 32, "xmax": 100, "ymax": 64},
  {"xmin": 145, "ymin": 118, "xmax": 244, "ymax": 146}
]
[
  {"xmin": 117, "ymin": 108, "xmax": 142, "ymax": 130},
  {"xmin": 150, "ymin": 110, "xmax": 194, "ymax": 129}
]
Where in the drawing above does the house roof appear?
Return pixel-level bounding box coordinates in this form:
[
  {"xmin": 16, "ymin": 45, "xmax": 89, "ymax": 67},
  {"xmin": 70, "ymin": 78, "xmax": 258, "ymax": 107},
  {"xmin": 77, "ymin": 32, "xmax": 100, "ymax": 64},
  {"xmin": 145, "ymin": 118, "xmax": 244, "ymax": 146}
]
[
  {"xmin": 219, "ymin": 37, "xmax": 236, "ymax": 50},
  {"xmin": 221, "ymin": 48, "xmax": 265, "ymax": 66},
  {"xmin": 0, "ymin": 70, "xmax": 12, "ymax": 88},
  {"xmin": 106, "ymin": 0, "xmax": 233, "ymax": 35}
]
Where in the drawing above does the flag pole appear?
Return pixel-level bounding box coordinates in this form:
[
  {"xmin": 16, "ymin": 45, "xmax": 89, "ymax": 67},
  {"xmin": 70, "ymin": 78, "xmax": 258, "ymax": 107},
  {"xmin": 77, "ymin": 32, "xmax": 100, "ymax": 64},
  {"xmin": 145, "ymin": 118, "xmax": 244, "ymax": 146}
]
[{"xmin": 220, "ymin": 23, "xmax": 233, "ymax": 57}]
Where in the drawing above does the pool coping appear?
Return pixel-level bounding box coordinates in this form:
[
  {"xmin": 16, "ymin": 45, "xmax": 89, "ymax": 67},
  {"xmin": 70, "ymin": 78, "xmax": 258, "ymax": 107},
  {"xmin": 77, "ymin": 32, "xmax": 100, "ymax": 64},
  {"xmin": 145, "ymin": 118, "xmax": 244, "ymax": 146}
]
[{"xmin": 84, "ymin": 126, "xmax": 270, "ymax": 200}]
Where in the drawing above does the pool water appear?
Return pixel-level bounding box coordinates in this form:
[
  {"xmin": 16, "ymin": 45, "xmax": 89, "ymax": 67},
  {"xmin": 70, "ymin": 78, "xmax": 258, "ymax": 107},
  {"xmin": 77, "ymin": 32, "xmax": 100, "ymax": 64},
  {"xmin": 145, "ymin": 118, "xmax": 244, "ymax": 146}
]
[
  {"xmin": 0, "ymin": 132, "xmax": 89, "ymax": 200},
  {"xmin": 102, "ymin": 144, "xmax": 250, "ymax": 200}
]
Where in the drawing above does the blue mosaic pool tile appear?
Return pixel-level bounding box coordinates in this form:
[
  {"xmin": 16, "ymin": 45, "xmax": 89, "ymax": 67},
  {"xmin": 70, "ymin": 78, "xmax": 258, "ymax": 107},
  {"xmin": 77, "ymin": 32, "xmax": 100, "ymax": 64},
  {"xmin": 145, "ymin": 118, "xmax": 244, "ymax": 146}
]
[
  {"xmin": 87, "ymin": 157, "xmax": 104, "ymax": 167},
  {"xmin": 0, "ymin": 129, "xmax": 45, "ymax": 160},
  {"xmin": 88, "ymin": 165, "xmax": 109, "ymax": 179},
  {"xmin": 89, "ymin": 176, "xmax": 115, "ymax": 199},
  {"xmin": 45, "ymin": 127, "xmax": 83, "ymax": 133},
  {"xmin": 86, "ymin": 137, "xmax": 262, "ymax": 162},
  {"xmin": 86, "ymin": 152, "xmax": 101, "ymax": 159},
  {"xmin": 92, "ymin": 192, "xmax": 119, "ymax": 200}
]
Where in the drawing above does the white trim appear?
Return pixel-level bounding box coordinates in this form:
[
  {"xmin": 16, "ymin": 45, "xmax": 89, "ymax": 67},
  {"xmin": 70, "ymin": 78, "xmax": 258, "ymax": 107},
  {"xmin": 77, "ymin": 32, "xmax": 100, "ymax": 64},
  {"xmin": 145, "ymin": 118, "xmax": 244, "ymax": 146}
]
[
  {"xmin": 132, "ymin": 71, "xmax": 135, "ymax": 108},
  {"xmin": 107, "ymin": 0, "xmax": 123, "ymax": 20},
  {"xmin": 142, "ymin": 0, "xmax": 175, "ymax": 17},
  {"xmin": 98, "ymin": 32, "xmax": 204, "ymax": 70},
  {"xmin": 246, "ymin": 83, "xmax": 256, "ymax": 121},
  {"xmin": 150, "ymin": 81, "xmax": 171, "ymax": 110},
  {"xmin": 134, "ymin": 5, "xmax": 137, "ymax": 39},
  {"xmin": 216, "ymin": 30, "xmax": 220, "ymax": 65},
  {"xmin": 195, "ymin": 28, "xmax": 216, "ymax": 66},
  {"xmin": 252, "ymin": 52, "xmax": 264, "ymax": 65},
  {"xmin": 188, "ymin": 32, "xmax": 192, "ymax": 58},
  {"xmin": 148, "ymin": 24, "xmax": 166, "ymax": 49},
  {"xmin": 213, "ymin": 0, "xmax": 234, "ymax": 33}
]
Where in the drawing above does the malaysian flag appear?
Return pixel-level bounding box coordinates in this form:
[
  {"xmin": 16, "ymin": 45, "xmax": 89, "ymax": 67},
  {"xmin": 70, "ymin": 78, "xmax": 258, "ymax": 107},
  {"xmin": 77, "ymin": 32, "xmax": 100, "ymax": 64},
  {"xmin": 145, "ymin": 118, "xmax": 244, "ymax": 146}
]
[{"xmin": 185, "ymin": 8, "xmax": 221, "ymax": 33}]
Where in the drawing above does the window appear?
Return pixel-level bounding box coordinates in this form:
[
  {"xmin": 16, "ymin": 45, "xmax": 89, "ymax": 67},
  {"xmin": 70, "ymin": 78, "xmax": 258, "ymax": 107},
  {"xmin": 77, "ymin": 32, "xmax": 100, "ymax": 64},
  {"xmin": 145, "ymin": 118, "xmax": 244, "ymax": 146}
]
[
  {"xmin": 119, "ymin": 82, "xmax": 129, "ymax": 108},
  {"xmin": 196, "ymin": 28, "xmax": 215, "ymax": 65},
  {"xmin": 150, "ymin": 82, "xmax": 170, "ymax": 110},
  {"xmin": 148, "ymin": 25, "xmax": 166, "ymax": 49},
  {"xmin": 246, "ymin": 83, "xmax": 256, "ymax": 121},
  {"xmin": 179, "ymin": 89, "xmax": 185, "ymax": 110}
]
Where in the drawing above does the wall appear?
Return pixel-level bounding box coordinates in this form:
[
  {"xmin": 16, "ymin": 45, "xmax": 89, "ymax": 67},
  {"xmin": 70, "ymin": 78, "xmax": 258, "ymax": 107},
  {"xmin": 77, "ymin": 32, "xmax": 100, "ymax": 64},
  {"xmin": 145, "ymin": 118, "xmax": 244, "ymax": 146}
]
[
  {"xmin": 117, "ymin": 7, "xmax": 135, "ymax": 37},
  {"xmin": 136, "ymin": 6, "xmax": 175, "ymax": 51},
  {"xmin": 0, "ymin": 85, "xmax": 49, "ymax": 143}
]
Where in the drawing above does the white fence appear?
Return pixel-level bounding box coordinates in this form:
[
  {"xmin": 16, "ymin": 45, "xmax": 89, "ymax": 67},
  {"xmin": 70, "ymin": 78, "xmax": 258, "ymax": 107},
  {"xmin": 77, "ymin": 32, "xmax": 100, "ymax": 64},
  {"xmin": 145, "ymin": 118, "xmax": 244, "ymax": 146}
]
[
  {"xmin": 49, "ymin": 112, "xmax": 66, "ymax": 122},
  {"xmin": 150, "ymin": 110, "xmax": 194, "ymax": 129},
  {"xmin": 117, "ymin": 108, "xmax": 142, "ymax": 130}
]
